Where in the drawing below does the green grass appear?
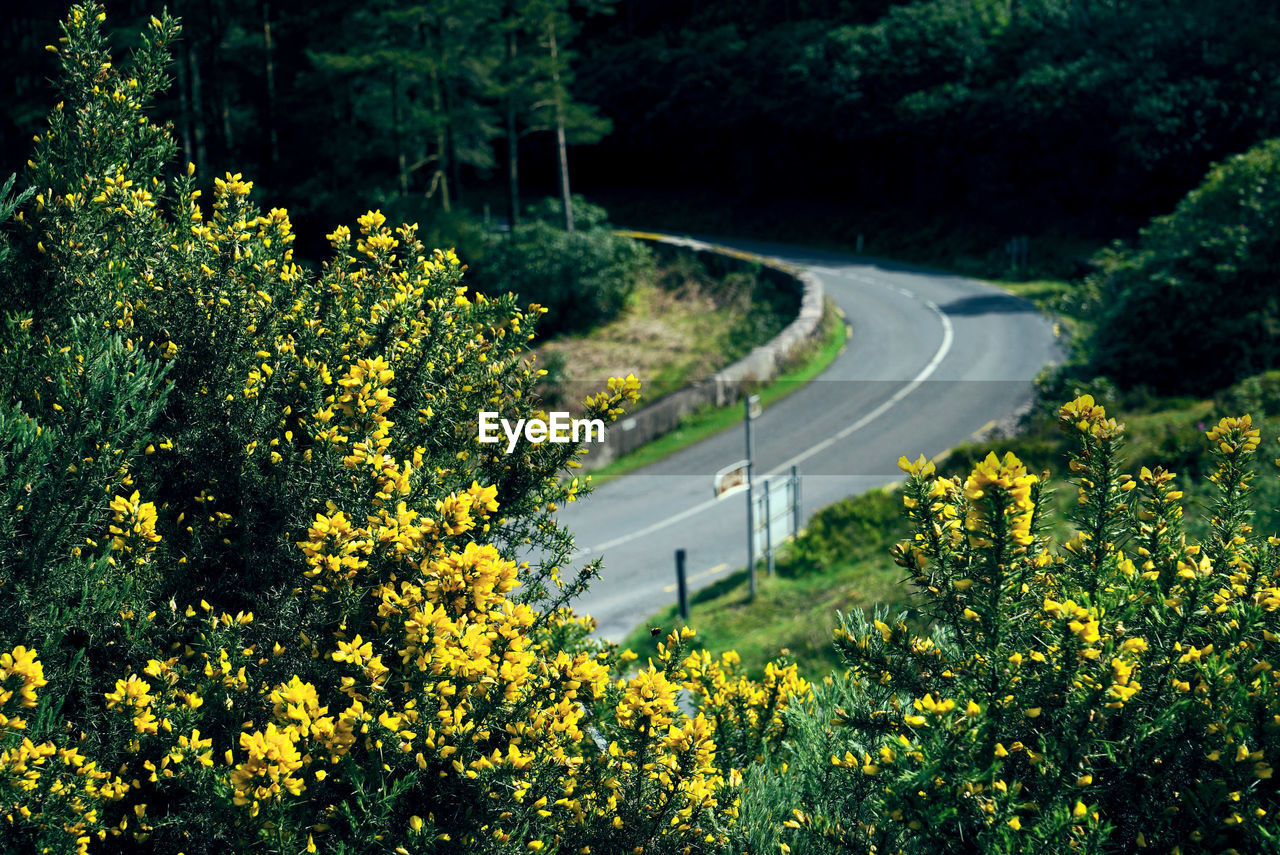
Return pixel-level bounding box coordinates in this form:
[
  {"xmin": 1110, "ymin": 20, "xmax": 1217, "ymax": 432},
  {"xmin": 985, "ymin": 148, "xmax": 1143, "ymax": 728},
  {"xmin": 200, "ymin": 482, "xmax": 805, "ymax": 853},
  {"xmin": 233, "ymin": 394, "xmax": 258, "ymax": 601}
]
[
  {"xmin": 610, "ymin": 274, "xmax": 1069, "ymax": 676},
  {"xmin": 539, "ymin": 256, "xmax": 794, "ymax": 411},
  {"xmin": 986, "ymin": 277, "xmax": 1075, "ymax": 306},
  {"xmin": 587, "ymin": 301, "xmax": 848, "ymax": 485}
]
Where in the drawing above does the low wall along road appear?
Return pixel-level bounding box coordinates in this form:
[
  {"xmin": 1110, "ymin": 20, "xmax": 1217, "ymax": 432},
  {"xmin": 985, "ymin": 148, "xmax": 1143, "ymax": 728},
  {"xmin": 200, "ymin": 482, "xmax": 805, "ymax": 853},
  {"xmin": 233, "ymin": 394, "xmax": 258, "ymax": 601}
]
[{"xmin": 584, "ymin": 233, "xmax": 827, "ymax": 468}]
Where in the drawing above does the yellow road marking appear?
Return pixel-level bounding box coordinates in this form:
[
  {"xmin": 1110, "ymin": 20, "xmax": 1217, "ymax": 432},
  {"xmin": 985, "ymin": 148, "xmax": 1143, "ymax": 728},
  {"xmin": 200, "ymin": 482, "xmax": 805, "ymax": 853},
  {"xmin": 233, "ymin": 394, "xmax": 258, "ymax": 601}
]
[
  {"xmin": 971, "ymin": 419, "xmax": 998, "ymax": 440},
  {"xmin": 663, "ymin": 563, "xmax": 730, "ymax": 593}
]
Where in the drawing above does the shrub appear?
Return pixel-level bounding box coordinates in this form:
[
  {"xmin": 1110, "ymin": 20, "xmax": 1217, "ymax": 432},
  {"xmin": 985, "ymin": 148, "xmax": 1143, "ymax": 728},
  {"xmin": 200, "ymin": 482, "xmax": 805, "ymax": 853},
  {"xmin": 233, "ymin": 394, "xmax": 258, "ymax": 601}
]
[
  {"xmin": 777, "ymin": 396, "xmax": 1280, "ymax": 854},
  {"xmin": 0, "ymin": 7, "xmax": 809, "ymax": 853},
  {"xmin": 1083, "ymin": 138, "xmax": 1280, "ymax": 396},
  {"xmin": 776, "ymin": 489, "xmax": 906, "ymax": 577},
  {"xmin": 1218, "ymin": 370, "xmax": 1280, "ymax": 423},
  {"xmin": 469, "ymin": 197, "xmax": 653, "ymax": 337}
]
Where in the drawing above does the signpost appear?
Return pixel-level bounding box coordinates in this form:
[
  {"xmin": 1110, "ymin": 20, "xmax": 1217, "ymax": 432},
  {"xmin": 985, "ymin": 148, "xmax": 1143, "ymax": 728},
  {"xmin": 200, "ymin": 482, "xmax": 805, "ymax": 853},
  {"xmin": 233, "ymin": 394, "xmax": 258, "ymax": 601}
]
[
  {"xmin": 743, "ymin": 395, "xmax": 758, "ymax": 600},
  {"xmin": 709, "ymin": 394, "xmax": 802, "ymax": 603}
]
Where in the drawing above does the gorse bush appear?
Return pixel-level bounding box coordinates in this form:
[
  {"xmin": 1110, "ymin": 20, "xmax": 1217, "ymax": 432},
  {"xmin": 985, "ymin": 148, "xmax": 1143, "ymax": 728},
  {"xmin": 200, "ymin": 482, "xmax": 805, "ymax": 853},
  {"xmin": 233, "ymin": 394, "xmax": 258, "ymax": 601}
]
[
  {"xmin": 774, "ymin": 396, "xmax": 1280, "ymax": 855},
  {"xmin": 3, "ymin": 2, "xmax": 591, "ymax": 730},
  {"xmin": 0, "ymin": 6, "xmax": 811, "ymax": 853},
  {"xmin": 468, "ymin": 197, "xmax": 653, "ymax": 338}
]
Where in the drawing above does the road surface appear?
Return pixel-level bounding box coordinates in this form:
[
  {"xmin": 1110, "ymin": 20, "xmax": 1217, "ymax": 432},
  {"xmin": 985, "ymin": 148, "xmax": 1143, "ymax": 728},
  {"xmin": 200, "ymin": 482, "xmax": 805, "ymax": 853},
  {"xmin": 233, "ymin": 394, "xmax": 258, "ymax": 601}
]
[{"xmin": 556, "ymin": 237, "xmax": 1060, "ymax": 641}]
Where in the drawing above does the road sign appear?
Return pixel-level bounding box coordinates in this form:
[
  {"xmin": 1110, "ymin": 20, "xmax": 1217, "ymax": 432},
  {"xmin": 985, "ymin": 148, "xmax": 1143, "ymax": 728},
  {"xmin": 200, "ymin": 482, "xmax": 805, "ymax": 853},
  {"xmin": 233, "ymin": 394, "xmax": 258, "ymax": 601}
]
[
  {"xmin": 752, "ymin": 470, "xmax": 800, "ymax": 571},
  {"xmin": 713, "ymin": 459, "xmax": 750, "ymax": 499},
  {"xmin": 747, "ymin": 393, "xmax": 762, "ymax": 420}
]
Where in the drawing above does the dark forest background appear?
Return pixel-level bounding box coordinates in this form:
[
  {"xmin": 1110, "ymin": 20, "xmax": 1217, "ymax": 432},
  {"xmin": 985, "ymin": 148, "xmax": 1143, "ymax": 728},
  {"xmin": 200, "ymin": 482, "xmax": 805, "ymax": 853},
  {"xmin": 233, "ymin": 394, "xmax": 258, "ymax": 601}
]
[{"xmin": 4, "ymin": 0, "xmax": 1280, "ymax": 268}]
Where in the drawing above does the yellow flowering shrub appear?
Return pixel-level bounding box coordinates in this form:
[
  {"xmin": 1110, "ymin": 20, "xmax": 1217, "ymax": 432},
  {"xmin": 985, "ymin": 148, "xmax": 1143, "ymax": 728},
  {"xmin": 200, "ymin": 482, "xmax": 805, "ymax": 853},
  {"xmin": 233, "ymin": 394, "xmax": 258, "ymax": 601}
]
[
  {"xmin": 0, "ymin": 6, "xmax": 809, "ymax": 853},
  {"xmin": 780, "ymin": 397, "xmax": 1280, "ymax": 854}
]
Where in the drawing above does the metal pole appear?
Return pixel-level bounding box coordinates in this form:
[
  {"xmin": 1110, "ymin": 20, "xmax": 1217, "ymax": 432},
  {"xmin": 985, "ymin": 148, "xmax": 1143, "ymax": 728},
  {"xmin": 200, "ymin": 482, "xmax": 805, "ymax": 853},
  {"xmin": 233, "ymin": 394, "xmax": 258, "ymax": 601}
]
[
  {"xmin": 791, "ymin": 465, "xmax": 801, "ymax": 539},
  {"xmin": 745, "ymin": 397, "xmax": 756, "ymax": 601},
  {"xmin": 764, "ymin": 478, "xmax": 775, "ymax": 576},
  {"xmin": 675, "ymin": 548, "xmax": 689, "ymax": 622}
]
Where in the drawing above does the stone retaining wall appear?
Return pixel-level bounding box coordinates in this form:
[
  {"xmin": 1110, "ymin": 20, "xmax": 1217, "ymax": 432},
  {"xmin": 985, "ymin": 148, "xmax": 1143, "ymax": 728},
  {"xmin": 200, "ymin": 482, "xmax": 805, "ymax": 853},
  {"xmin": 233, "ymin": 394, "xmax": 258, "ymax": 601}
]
[{"xmin": 583, "ymin": 233, "xmax": 826, "ymax": 469}]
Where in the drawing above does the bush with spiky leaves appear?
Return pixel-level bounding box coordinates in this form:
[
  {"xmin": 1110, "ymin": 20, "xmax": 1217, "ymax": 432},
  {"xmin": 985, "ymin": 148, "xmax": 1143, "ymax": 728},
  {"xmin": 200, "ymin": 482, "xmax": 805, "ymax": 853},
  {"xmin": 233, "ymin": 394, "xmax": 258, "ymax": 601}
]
[
  {"xmin": 0, "ymin": 6, "xmax": 810, "ymax": 854},
  {"xmin": 773, "ymin": 396, "xmax": 1280, "ymax": 854}
]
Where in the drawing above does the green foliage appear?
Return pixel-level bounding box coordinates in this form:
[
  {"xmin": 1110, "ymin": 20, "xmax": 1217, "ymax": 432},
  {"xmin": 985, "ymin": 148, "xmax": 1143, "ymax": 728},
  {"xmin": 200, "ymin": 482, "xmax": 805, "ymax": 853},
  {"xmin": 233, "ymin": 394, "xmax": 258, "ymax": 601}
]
[
  {"xmin": 0, "ymin": 319, "xmax": 171, "ymax": 736},
  {"xmin": 777, "ymin": 489, "xmax": 906, "ymax": 578},
  {"xmin": 5, "ymin": 0, "xmax": 1280, "ymax": 271},
  {"xmin": 1218, "ymin": 370, "xmax": 1280, "ymax": 422},
  {"xmin": 305, "ymin": 0, "xmax": 500, "ymax": 207},
  {"xmin": 0, "ymin": 174, "xmax": 34, "ymax": 268},
  {"xmin": 1083, "ymin": 138, "xmax": 1280, "ymax": 395},
  {"xmin": 772, "ymin": 398, "xmax": 1280, "ymax": 854},
  {"xmin": 469, "ymin": 197, "xmax": 653, "ymax": 336},
  {"xmin": 576, "ymin": 0, "xmax": 1280, "ymax": 266}
]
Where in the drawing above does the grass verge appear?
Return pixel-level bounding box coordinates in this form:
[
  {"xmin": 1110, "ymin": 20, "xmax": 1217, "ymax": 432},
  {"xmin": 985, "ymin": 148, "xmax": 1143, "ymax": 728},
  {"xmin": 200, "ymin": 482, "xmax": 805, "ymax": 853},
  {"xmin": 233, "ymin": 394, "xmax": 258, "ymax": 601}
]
[
  {"xmin": 586, "ymin": 300, "xmax": 848, "ymax": 485},
  {"xmin": 618, "ymin": 487, "xmax": 910, "ymax": 678},
  {"xmin": 539, "ymin": 251, "xmax": 795, "ymax": 410}
]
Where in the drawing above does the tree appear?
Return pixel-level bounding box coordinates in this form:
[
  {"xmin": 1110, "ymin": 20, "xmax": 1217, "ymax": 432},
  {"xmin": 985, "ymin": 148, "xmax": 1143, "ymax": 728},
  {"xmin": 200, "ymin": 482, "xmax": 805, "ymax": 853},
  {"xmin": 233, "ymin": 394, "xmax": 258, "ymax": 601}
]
[
  {"xmin": 1083, "ymin": 138, "xmax": 1280, "ymax": 395},
  {"xmin": 496, "ymin": 0, "xmax": 613, "ymax": 232},
  {"xmin": 308, "ymin": 0, "xmax": 502, "ymax": 210}
]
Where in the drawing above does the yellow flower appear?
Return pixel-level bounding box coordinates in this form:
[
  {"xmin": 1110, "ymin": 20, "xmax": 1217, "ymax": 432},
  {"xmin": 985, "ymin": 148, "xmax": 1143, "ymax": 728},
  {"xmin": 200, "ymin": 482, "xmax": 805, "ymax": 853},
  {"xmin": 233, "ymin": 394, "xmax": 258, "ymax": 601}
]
[
  {"xmin": 0, "ymin": 647, "xmax": 48, "ymax": 710},
  {"xmin": 1058, "ymin": 395, "xmax": 1121, "ymax": 438},
  {"xmin": 963, "ymin": 452, "xmax": 1038, "ymax": 547},
  {"xmin": 229, "ymin": 723, "xmax": 307, "ymax": 810},
  {"xmin": 918, "ymin": 694, "xmax": 955, "ymax": 716},
  {"xmin": 1068, "ymin": 617, "xmax": 1101, "ymax": 645},
  {"xmin": 108, "ymin": 491, "xmax": 162, "ymax": 553},
  {"xmin": 1206, "ymin": 415, "xmax": 1260, "ymax": 454},
  {"xmin": 897, "ymin": 454, "xmax": 936, "ymax": 478},
  {"xmin": 357, "ymin": 209, "xmax": 387, "ymax": 234},
  {"xmin": 213, "ymin": 172, "xmax": 253, "ymax": 199}
]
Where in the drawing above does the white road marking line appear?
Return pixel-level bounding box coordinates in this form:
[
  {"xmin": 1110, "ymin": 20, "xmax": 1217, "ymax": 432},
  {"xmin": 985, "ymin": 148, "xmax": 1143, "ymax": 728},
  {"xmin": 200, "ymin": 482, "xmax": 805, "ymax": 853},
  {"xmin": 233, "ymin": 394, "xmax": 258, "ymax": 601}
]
[
  {"xmin": 764, "ymin": 298, "xmax": 954, "ymax": 477},
  {"xmin": 662, "ymin": 562, "xmax": 730, "ymax": 593},
  {"xmin": 572, "ymin": 496, "xmax": 720, "ymax": 558},
  {"xmin": 570, "ymin": 274, "xmax": 955, "ymax": 560}
]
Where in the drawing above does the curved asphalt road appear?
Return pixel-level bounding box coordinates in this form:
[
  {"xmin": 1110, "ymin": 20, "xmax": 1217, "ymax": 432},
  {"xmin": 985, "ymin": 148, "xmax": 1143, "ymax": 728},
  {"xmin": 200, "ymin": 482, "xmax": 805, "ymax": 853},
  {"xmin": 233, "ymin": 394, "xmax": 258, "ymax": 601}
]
[{"xmin": 556, "ymin": 237, "xmax": 1060, "ymax": 641}]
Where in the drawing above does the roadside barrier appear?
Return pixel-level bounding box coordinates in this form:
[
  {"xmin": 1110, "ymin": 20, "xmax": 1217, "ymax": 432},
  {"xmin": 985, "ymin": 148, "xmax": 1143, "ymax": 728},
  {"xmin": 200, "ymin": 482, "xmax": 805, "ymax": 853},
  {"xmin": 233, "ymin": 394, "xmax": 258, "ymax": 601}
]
[{"xmin": 583, "ymin": 233, "xmax": 826, "ymax": 469}]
